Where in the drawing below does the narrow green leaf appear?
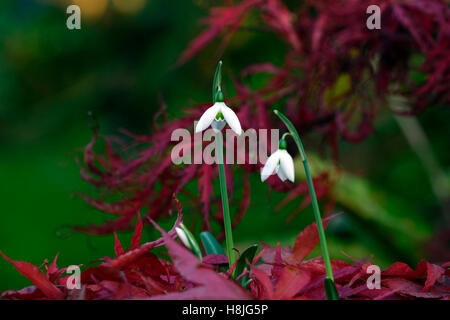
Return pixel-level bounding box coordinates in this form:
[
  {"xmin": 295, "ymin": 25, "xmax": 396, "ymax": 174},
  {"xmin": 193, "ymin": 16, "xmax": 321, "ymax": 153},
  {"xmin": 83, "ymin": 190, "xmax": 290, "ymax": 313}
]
[
  {"xmin": 324, "ymin": 278, "xmax": 339, "ymax": 300},
  {"xmin": 200, "ymin": 231, "xmax": 225, "ymax": 256}
]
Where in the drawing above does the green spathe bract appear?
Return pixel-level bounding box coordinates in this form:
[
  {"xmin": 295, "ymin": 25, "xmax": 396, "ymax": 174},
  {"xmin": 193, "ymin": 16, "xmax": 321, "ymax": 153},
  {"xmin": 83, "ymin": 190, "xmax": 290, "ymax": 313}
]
[
  {"xmin": 274, "ymin": 109, "xmax": 339, "ymax": 300},
  {"xmin": 179, "ymin": 223, "xmax": 203, "ymax": 259}
]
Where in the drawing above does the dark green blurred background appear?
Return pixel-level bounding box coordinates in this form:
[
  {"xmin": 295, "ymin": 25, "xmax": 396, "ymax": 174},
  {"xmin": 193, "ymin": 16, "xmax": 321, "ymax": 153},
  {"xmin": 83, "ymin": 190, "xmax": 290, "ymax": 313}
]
[{"xmin": 1, "ymin": 0, "xmax": 449, "ymax": 291}]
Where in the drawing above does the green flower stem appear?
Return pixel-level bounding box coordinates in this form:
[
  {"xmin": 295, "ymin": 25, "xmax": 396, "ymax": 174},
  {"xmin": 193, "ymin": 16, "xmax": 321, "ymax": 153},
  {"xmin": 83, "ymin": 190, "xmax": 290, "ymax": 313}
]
[
  {"xmin": 274, "ymin": 110, "xmax": 334, "ymax": 282},
  {"xmin": 212, "ymin": 61, "xmax": 236, "ymax": 272},
  {"xmin": 215, "ymin": 130, "xmax": 235, "ymax": 271}
]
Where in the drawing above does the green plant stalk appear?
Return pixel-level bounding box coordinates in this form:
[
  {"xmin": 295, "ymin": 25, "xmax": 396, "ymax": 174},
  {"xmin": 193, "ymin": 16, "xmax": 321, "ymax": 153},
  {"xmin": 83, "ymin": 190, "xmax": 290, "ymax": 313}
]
[
  {"xmin": 215, "ymin": 130, "xmax": 236, "ymax": 271},
  {"xmin": 274, "ymin": 110, "xmax": 334, "ymax": 282},
  {"xmin": 212, "ymin": 60, "xmax": 236, "ymax": 272}
]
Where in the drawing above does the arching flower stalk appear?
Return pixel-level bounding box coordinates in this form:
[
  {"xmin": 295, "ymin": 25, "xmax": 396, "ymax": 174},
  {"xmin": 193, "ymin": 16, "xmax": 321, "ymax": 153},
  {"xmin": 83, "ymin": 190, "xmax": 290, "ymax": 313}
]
[
  {"xmin": 269, "ymin": 109, "xmax": 339, "ymax": 300},
  {"xmin": 195, "ymin": 61, "xmax": 241, "ymax": 271}
]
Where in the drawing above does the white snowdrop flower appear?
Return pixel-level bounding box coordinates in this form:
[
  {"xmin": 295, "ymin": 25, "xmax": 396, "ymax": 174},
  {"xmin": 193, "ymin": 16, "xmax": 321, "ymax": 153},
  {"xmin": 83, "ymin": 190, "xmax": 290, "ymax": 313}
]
[
  {"xmin": 175, "ymin": 226, "xmax": 191, "ymax": 249},
  {"xmin": 195, "ymin": 92, "xmax": 242, "ymax": 135},
  {"xmin": 260, "ymin": 139, "xmax": 295, "ymax": 183}
]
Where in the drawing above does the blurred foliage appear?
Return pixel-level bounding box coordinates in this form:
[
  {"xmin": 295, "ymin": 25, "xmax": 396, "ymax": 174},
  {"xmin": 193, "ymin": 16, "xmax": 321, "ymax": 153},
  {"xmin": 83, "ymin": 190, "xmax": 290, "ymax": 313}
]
[{"xmin": 0, "ymin": 0, "xmax": 449, "ymax": 290}]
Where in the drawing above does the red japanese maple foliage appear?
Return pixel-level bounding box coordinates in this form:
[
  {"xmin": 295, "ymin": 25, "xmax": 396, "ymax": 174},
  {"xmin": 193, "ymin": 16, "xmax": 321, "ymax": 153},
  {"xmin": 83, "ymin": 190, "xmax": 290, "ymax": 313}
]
[
  {"xmin": 75, "ymin": 0, "xmax": 450, "ymax": 235},
  {"xmin": 1, "ymin": 210, "xmax": 449, "ymax": 300},
  {"xmin": 1, "ymin": 0, "xmax": 449, "ymax": 301}
]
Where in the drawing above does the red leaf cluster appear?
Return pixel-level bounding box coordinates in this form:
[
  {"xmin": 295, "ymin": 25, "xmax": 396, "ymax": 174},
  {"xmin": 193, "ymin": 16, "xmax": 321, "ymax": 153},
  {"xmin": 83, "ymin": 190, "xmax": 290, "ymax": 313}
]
[
  {"xmin": 1, "ymin": 213, "xmax": 448, "ymax": 300},
  {"xmin": 246, "ymin": 213, "xmax": 449, "ymax": 299},
  {"xmin": 75, "ymin": 0, "xmax": 449, "ymax": 235}
]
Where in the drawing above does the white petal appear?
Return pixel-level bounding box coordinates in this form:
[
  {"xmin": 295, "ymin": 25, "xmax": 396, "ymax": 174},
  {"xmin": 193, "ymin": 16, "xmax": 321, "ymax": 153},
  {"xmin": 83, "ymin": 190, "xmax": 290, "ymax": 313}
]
[
  {"xmin": 261, "ymin": 151, "xmax": 281, "ymax": 182},
  {"xmin": 276, "ymin": 166, "xmax": 288, "ymax": 181},
  {"xmin": 219, "ymin": 103, "xmax": 242, "ymax": 135},
  {"xmin": 195, "ymin": 104, "xmax": 220, "ymax": 133},
  {"xmin": 175, "ymin": 227, "xmax": 191, "ymax": 249},
  {"xmin": 278, "ymin": 150, "xmax": 295, "ymax": 182}
]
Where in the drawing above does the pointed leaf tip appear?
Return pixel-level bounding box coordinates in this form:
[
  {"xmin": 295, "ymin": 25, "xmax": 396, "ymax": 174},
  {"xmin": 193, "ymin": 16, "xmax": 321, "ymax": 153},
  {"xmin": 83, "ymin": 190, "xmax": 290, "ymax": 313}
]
[
  {"xmin": 113, "ymin": 233, "xmax": 124, "ymax": 256},
  {"xmin": 131, "ymin": 213, "xmax": 143, "ymax": 249}
]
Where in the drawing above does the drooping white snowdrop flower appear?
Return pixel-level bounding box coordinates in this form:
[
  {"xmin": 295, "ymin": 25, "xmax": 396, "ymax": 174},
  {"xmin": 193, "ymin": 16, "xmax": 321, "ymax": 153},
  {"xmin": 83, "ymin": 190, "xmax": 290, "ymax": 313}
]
[
  {"xmin": 261, "ymin": 139, "xmax": 295, "ymax": 182},
  {"xmin": 195, "ymin": 91, "xmax": 242, "ymax": 135},
  {"xmin": 175, "ymin": 226, "xmax": 191, "ymax": 249}
]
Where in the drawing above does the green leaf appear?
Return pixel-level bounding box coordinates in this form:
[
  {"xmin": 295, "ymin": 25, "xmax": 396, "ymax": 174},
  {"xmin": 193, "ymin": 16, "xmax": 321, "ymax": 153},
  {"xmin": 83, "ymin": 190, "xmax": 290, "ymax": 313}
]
[
  {"xmin": 200, "ymin": 231, "xmax": 225, "ymax": 256},
  {"xmin": 235, "ymin": 244, "xmax": 259, "ymax": 285},
  {"xmin": 324, "ymin": 278, "xmax": 339, "ymax": 300}
]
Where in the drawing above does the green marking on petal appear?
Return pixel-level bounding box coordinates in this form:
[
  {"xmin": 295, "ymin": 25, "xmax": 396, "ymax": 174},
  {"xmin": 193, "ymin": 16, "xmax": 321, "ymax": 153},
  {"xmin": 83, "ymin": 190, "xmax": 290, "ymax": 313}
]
[{"xmin": 215, "ymin": 111, "xmax": 224, "ymax": 120}]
